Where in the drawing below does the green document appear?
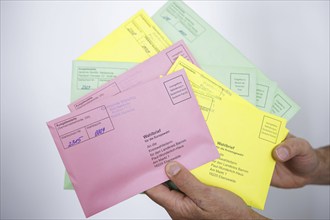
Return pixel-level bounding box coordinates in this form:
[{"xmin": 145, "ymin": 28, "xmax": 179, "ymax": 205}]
[
  {"xmin": 152, "ymin": 0, "xmax": 300, "ymax": 120},
  {"xmin": 64, "ymin": 60, "xmax": 136, "ymax": 189},
  {"xmin": 202, "ymin": 65, "xmax": 257, "ymax": 105}
]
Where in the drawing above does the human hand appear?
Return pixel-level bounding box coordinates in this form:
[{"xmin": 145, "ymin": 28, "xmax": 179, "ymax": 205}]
[
  {"xmin": 272, "ymin": 134, "xmax": 330, "ymax": 188},
  {"xmin": 145, "ymin": 161, "xmax": 268, "ymax": 220}
]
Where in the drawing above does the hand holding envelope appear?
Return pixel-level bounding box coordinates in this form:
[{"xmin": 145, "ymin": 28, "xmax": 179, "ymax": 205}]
[
  {"xmin": 47, "ymin": 1, "xmax": 301, "ymax": 217},
  {"xmin": 48, "ymin": 70, "xmax": 219, "ymax": 217}
]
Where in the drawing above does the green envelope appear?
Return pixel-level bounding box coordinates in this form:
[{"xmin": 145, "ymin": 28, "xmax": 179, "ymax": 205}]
[{"xmin": 152, "ymin": 0, "xmax": 299, "ymax": 120}]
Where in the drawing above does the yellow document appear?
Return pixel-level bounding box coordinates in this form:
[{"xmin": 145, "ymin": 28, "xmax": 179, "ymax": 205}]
[
  {"xmin": 167, "ymin": 57, "xmax": 289, "ymax": 210},
  {"xmin": 78, "ymin": 10, "xmax": 172, "ymax": 62}
]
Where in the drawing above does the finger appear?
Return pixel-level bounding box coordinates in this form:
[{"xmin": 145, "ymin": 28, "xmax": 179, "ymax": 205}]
[
  {"xmin": 145, "ymin": 183, "xmax": 185, "ymax": 209},
  {"xmin": 273, "ymin": 137, "xmax": 311, "ymax": 162},
  {"xmin": 286, "ymin": 133, "xmax": 296, "ymax": 139},
  {"xmin": 165, "ymin": 161, "xmax": 208, "ymax": 207}
]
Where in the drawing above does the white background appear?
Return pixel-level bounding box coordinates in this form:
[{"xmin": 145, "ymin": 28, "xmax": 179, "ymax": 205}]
[{"xmin": 1, "ymin": 1, "xmax": 329, "ymax": 219}]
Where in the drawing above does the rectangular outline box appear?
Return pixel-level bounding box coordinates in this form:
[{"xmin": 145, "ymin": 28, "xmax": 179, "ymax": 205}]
[
  {"xmin": 56, "ymin": 105, "xmax": 115, "ymax": 149},
  {"xmin": 163, "ymin": 75, "xmax": 192, "ymax": 105},
  {"xmin": 230, "ymin": 73, "xmax": 250, "ymax": 97},
  {"xmin": 73, "ymin": 82, "xmax": 121, "ymax": 110},
  {"xmin": 273, "ymin": 94, "xmax": 292, "ymax": 117},
  {"xmin": 76, "ymin": 66, "xmax": 128, "ymax": 91},
  {"xmin": 256, "ymin": 84, "xmax": 270, "ymax": 108},
  {"xmin": 259, "ymin": 115, "xmax": 282, "ymax": 144}
]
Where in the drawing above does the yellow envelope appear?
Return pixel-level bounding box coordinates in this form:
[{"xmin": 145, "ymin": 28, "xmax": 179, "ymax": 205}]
[
  {"xmin": 167, "ymin": 57, "xmax": 289, "ymax": 210},
  {"xmin": 78, "ymin": 10, "xmax": 172, "ymax": 62}
]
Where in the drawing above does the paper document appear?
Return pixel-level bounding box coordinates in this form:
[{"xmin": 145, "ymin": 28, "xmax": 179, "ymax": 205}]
[
  {"xmin": 167, "ymin": 57, "xmax": 289, "ymax": 210},
  {"xmin": 153, "ymin": 0, "xmax": 300, "ymax": 120},
  {"xmin": 78, "ymin": 10, "xmax": 172, "ymax": 62},
  {"xmin": 48, "ymin": 70, "xmax": 219, "ymax": 217}
]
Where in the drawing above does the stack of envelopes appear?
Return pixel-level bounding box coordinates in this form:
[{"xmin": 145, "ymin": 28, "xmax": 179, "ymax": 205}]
[{"xmin": 47, "ymin": 1, "xmax": 299, "ymax": 217}]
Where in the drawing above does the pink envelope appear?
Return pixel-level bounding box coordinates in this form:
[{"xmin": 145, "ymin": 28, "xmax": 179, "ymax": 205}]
[
  {"xmin": 47, "ymin": 70, "xmax": 219, "ymax": 217},
  {"xmin": 69, "ymin": 40, "xmax": 198, "ymax": 111}
]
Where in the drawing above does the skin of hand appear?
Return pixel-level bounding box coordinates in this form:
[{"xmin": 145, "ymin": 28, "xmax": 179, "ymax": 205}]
[
  {"xmin": 272, "ymin": 134, "xmax": 330, "ymax": 188},
  {"xmin": 145, "ymin": 161, "xmax": 268, "ymax": 220}
]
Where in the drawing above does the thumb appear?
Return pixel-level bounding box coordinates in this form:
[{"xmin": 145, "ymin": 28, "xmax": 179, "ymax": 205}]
[
  {"xmin": 273, "ymin": 137, "xmax": 311, "ymax": 162},
  {"xmin": 165, "ymin": 161, "xmax": 208, "ymax": 206}
]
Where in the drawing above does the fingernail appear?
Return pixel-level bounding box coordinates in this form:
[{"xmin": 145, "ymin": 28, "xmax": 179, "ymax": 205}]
[
  {"xmin": 166, "ymin": 162, "xmax": 181, "ymax": 177},
  {"xmin": 276, "ymin": 146, "xmax": 289, "ymax": 161}
]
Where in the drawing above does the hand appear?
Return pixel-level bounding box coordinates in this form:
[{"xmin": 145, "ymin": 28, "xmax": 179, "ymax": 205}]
[
  {"xmin": 145, "ymin": 161, "xmax": 268, "ymax": 220},
  {"xmin": 272, "ymin": 134, "xmax": 330, "ymax": 188}
]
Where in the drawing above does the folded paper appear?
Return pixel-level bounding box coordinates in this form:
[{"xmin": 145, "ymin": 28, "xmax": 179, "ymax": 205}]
[
  {"xmin": 167, "ymin": 57, "xmax": 289, "ymax": 210},
  {"xmin": 48, "ymin": 70, "xmax": 219, "ymax": 217}
]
